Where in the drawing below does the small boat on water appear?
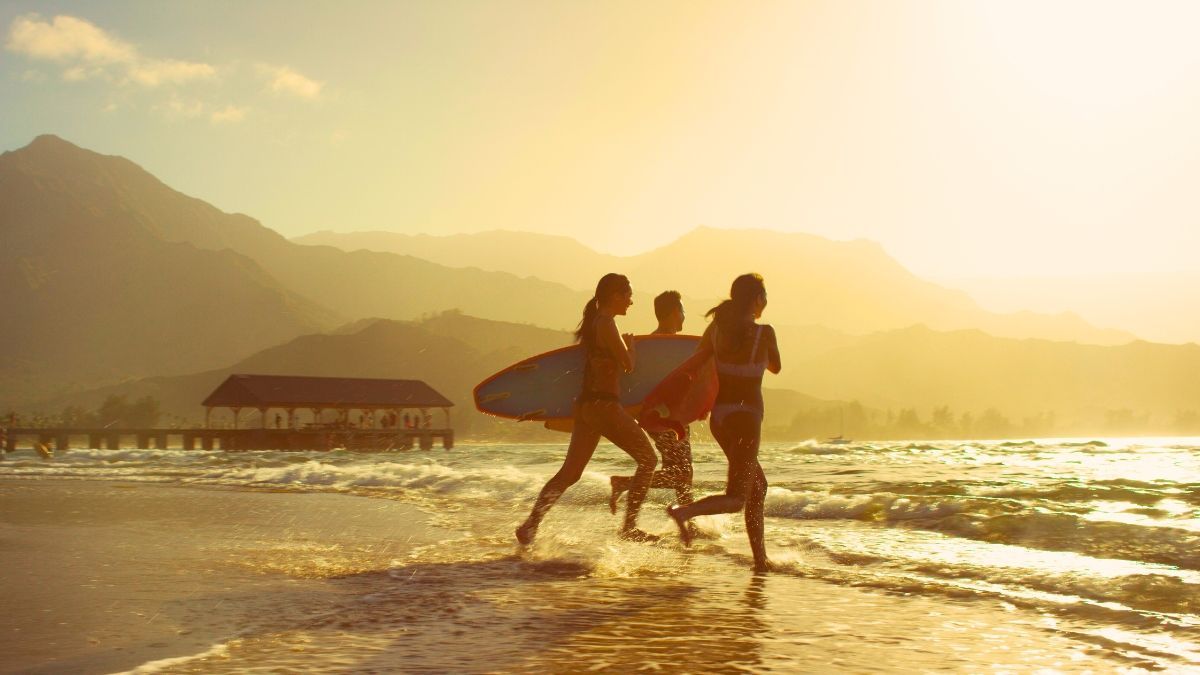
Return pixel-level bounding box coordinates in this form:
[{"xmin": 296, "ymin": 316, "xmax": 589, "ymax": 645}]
[{"xmin": 825, "ymin": 407, "xmax": 852, "ymax": 445}]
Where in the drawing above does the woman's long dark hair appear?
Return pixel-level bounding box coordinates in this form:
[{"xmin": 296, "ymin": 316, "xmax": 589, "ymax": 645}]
[
  {"xmin": 575, "ymin": 273, "xmax": 631, "ymax": 344},
  {"xmin": 706, "ymin": 273, "xmax": 765, "ymax": 353}
]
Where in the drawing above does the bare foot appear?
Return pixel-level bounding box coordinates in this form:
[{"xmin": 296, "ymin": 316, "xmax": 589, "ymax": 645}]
[
  {"xmin": 618, "ymin": 528, "xmax": 660, "ymax": 543},
  {"xmin": 515, "ymin": 522, "xmax": 537, "ymax": 546},
  {"xmin": 608, "ymin": 476, "xmax": 627, "ymax": 515},
  {"xmin": 752, "ymin": 558, "xmax": 775, "ymax": 575},
  {"xmin": 666, "ymin": 505, "xmax": 693, "ymax": 547}
]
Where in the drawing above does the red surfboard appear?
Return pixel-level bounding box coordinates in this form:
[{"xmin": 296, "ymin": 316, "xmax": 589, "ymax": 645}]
[{"xmin": 636, "ymin": 349, "xmax": 719, "ymax": 438}]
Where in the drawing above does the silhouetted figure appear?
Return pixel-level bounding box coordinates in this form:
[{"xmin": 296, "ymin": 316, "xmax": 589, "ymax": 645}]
[
  {"xmin": 609, "ymin": 290, "xmax": 695, "ymax": 514},
  {"xmin": 517, "ymin": 273, "xmax": 658, "ymax": 544},
  {"xmin": 668, "ymin": 274, "xmax": 781, "ymax": 573}
]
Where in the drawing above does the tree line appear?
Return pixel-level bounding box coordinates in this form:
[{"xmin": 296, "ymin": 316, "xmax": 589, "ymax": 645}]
[
  {"xmin": 7, "ymin": 395, "xmax": 1200, "ymax": 440},
  {"xmin": 774, "ymin": 400, "xmax": 1200, "ymax": 441},
  {"xmin": 4, "ymin": 395, "xmax": 167, "ymax": 429}
]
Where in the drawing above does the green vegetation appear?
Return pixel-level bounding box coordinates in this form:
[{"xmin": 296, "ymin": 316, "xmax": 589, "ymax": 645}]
[
  {"xmin": 772, "ymin": 400, "xmax": 1200, "ymax": 441},
  {"xmin": 57, "ymin": 395, "xmax": 162, "ymax": 428},
  {"xmin": 5, "ymin": 395, "xmax": 165, "ymax": 428}
]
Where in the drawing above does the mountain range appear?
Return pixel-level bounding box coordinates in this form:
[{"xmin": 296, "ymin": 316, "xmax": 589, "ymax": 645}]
[
  {"xmin": 0, "ymin": 136, "xmax": 336, "ymax": 400},
  {"xmin": 296, "ymin": 228, "xmax": 1134, "ymax": 344},
  {"xmin": 786, "ymin": 324, "xmax": 1200, "ymax": 420},
  {"xmin": 4, "ymin": 134, "xmax": 1195, "ymax": 438},
  {"xmin": 0, "ymin": 135, "xmax": 591, "ymax": 403},
  {"xmin": 35, "ymin": 312, "xmax": 1200, "ymax": 440},
  {"xmin": 37, "ymin": 312, "xmax": 571, "ymax": 438}
]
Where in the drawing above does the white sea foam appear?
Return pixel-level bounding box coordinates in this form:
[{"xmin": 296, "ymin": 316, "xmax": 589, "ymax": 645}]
[
  {"xmin": 194, "ymin": 457, "xmax": 546, "ymax": 501},
  {"xmin": 116, "ymin": 641, "xmax": 230, "ymax": 674},
  {"xmin": 764, "ymin": 486, "xmax": 964, "ymax": 521},
  {"xmin": 7, "ymin": 438, "xmax": 1199, "ymax": 671}
]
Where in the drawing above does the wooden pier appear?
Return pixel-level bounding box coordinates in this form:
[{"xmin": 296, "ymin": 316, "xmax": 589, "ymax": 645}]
[
  {"xmin": 2, "ymin": 374, "xmax": 459, "ymax": 454},
  {"xmin": 3, "ymin": 427, "xmax": 454, "ymax": 453}
]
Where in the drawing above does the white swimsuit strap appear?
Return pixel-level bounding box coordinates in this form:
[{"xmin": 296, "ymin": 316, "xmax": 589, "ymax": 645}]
[{"xmin": 749, "ymin": 325, "xmax": 763, "ymax": 362}]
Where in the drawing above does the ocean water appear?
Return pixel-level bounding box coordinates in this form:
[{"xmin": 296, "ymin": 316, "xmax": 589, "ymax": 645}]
[{"xmin": 2, "ymin": 437, "xmax": 1198, "ymax": 672}]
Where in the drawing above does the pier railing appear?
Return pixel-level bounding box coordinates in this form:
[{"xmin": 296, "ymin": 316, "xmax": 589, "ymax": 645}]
[{"xmin": 2, "ymin": 427, "xmax": 454, "ymax": 453}]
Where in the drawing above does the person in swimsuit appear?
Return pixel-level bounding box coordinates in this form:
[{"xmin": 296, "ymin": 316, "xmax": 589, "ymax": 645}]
[
  {"xmin": 667, "ymin": 273, "xmax": 781, "ymax": 573},
  {"xmin": 608, "ymin": 291, "xmax": 695, "ymax": 514},
  {"xmin": 516, "ymin": 273, "xmax": 660, "ymax": 545}
]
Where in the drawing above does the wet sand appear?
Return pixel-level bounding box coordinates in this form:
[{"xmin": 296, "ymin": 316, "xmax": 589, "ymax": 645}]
[
  {"xmin": 0, "ymin": 477, "xmax": 1145, "ymax": 672},
  {"xmin": 0, "ymin": 479, "xmax": 447, "ymax": 674}
]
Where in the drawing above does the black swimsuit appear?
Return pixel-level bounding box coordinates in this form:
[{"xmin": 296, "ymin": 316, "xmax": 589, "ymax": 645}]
[{"xmin": 579, "ymin": 318, "xmax": 620, "ymax": 404}]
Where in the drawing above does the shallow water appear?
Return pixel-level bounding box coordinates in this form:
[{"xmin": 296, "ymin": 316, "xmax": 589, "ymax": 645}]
[{"xmin": 2, "ymin": 437, "xmax": 1197, "ymax": 671}]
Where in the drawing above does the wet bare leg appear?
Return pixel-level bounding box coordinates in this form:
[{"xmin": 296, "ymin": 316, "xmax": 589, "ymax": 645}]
[
  {"xmin": 667, "ymin": 504, "xmax": 693, "ymax": 546},
  {"xmin": 659, "ymin": 433, "xmax": 695, "ymax": 507},
  {"xmin": 516, "ymin": 416, "xmax": 600, "ymax": 545},
  {"xmin": 611, "ymin": 430, "xmax": 695, "ymax": 518},
  {"xmin": 668, "ymin": 412, "xmax": 763, "ymax": 562},
  {"xmin": 668, "ymin": 466, "xmax": 695, "ymax": 507},
  {"xmin": 746, "ymin": 463, "xmax": 770, "ymax": 572},
  {"xmin": 608, "ymin": 475, "xmax": 629, "ymax": 514},
  {"xmin": 585, "ymin": 401, "xmax": 657, "ymax": 539},
  {"xmin": 662, "ymin": 461, "xmax": 698, "ymax": 538},
  {"xmin": 671, "ymin": 412, "xmax": 758, "ymax": 519},
  {"xmin": 609, "ymin": 464, "xmax": 692, "ymax": 514}
]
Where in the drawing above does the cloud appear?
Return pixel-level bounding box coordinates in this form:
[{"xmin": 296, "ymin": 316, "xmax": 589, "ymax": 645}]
[
  {"xmin": 62, "ymin": 65, "xmax": 107, "ymax": 82},
  {"xmin": 129, "ymin": 59, "xmax": 216, "ymax": 87},
  {"xmin": 6, "ymin": 13, "xmax": 213, "ymax": 87},
  {"xmin": 7, "ymin": 13, "xmax": 327, "ymax": 127},
  {"xmin": 210, "ymin": 104, "xmax": 248, "ymax": 124},
  {"xmin": 7, "ymin": 14, "xmax": 134, "ymax": 64},
  {"xmin": 258, "ymin": 64, "xmax": 323, "ymax": 99},
  {"xmin": 153, "ymin": 95, "xmax": 206, "ymax": 119},
  {"xmin": 149, "ymin": 98, "xmax": 247, "ymax": 124}
]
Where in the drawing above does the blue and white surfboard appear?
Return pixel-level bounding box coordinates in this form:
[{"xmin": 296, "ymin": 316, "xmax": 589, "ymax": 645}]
[{"xmin": 473, "ymin": 334, "xmax": 701, "ymax": 423}]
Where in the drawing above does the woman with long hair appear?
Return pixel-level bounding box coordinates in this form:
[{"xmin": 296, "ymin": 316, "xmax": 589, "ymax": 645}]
[
  {"xmin": 667, "ymin": 273, "xmax": 781, "ymax": 572},
  {"xmin": 516, "ymin": 273, "xmax": 659, "ymax": 544}
]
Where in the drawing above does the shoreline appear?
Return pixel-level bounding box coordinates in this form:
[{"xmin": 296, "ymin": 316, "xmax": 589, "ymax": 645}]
[
  {"xmin": 2, "ymin": 443, "xmax": 1190, "ymax": 671},
  {"xmin": 0, "ymin": 479, "xmax": 448, "ymax": 674}
]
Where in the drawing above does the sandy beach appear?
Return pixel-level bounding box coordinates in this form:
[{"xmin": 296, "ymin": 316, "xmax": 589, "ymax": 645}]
[
  {"xmin": 0, "ymin": 479, "xmax": 449, "ymax": 674},
  {"xmin": 1, "ymin": 478, "xmax": 1094, "ymax": 674},
  {"xmin": 5, "ymin": 437, "xmax": 1190, "ymax": 674},
  {"xmin": 9, "ymin": 2, "xmax": 1200, "ymax": 671}
]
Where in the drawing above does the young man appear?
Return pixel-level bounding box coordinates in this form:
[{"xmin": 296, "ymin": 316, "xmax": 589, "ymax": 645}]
[{"xmin": 608, "ymin": 290, "xmax": 695, "ymax": 513}]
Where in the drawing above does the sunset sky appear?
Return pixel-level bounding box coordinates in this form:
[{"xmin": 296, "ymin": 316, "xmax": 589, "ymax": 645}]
[{"xmin": 4, "ymin": 1, "xmax": 1200, "ymax": 283}]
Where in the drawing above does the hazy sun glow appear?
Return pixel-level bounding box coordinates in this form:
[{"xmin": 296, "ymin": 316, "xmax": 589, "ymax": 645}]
[{"xmin": 3, "ymin": 1, "xmax": 1200, "ymax": 340}]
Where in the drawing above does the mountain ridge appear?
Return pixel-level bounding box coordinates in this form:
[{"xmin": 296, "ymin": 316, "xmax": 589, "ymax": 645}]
[
  {"xmin": 0, "ymin": 134, "xmax": 614, "ymax": 403},
  {"xmin": 30, "ymin": 312, "xmax": 1200, "ymax": 439},
  {"xmin": 296, "ymin": 226, "xmax": 1134, "ymax": 345},
  {"xmin": 0, "ymin": 133, "xmax": 1156, "ymax": 417},
  {"xmin": 0, "ymin": 136, "xmax": 340, "ymax": 402}
]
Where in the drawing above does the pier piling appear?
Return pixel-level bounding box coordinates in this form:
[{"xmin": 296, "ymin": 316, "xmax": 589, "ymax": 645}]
[{"xmin": 3, "ymin": 427, "xmax": 456, "ymax": 453}]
